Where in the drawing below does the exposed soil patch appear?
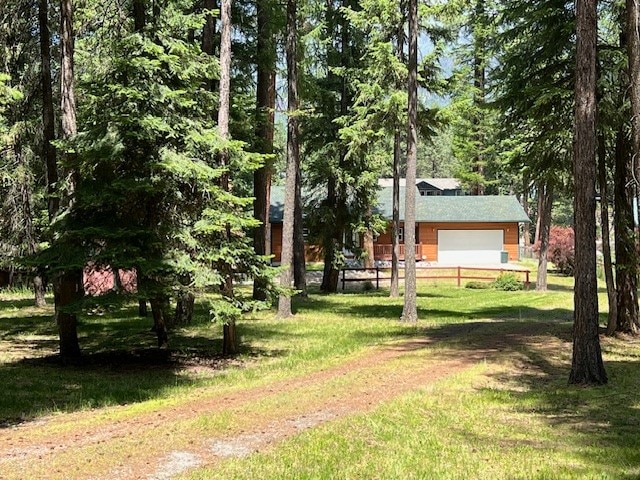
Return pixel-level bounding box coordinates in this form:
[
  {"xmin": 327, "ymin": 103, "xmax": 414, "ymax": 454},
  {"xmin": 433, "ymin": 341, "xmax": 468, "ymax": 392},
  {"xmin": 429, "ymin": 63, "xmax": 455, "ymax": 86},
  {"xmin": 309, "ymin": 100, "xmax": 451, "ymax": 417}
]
[{"xmin": 0, "ymin": 321, "xmax": 563, "ymax": 480}]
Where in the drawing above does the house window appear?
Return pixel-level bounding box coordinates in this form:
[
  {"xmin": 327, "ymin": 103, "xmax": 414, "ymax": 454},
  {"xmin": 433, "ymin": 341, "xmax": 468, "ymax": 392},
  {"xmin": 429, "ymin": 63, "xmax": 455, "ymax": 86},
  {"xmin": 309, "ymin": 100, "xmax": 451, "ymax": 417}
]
[
  {"xmin": 303, "ymin": 228, "xmax": 310, "ymax": 240},
  {"xmin": 398, "ymin": 227, "xmax": 404, "ymax": 243}
]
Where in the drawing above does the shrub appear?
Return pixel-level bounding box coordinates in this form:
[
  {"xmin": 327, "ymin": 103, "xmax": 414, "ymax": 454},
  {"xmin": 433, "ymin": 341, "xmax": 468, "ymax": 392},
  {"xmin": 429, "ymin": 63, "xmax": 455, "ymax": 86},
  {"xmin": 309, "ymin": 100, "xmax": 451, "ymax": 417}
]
[
  {"xmin": 465, "ymin": 281, "xmax": 491, "ymax": 289},
  {"xmin": 362, "ymin": 280, "xmax": 374, "ymax": 291},
  {"xmin": 493, "ymin": 272, "xmax": 523, "ymax": 291},
  {"xmin": 533, "ymin": 225, "xmax": 575, "ymax": 275}
]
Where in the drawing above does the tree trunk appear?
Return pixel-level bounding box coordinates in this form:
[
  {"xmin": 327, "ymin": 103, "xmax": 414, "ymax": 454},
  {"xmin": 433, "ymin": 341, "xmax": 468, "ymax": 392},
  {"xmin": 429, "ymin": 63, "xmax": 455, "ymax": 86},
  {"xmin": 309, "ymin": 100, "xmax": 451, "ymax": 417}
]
[
  {"xmin": 54, "ymin": 270, "xmax": 82, "ymax": 359},
  {"xmin": 293, "ymin": 164, "xmax": 307, "ymax": 294},
  {"xmin": 535, "ymin": 180, "xmax": 553, "ymax": 291},
  {"xmin": 39, "ymin": 0, "xmax": 58, "ymax": 220},
  {"xmin": 113, "ymin": 268, "xmax": 123, "ymax": 293},
  {"xmin": 133, "ymin": 0, "xmax": 146, "ymax": 31},
  {"xmin": 401, "ymin": 0, "xmax": 418, "ymax": 323},
  {"xmin": 569, "ymin": 0, "xmax": 607, "ymax": 385},
  {"xmin": 320, "ymin": 178, "xmax": 341, "ymax": 293},
  {"xmin": 60, "ymin": 0, "xmax": 77, "ymax": 143},
  {"xmin": 597, "ymin": 134, "xmax": 617, "ymax": 335},
  {"xmin": 34, "ymin": 275, "xmax": 46, "ymax": 307},
  {"xmin": 139, "ymin": 299, "xmax": 148, "ymax": 316},
  {"xmin": 390, "ymin": 18, "xmax": 404, "ymax": 299},
  {"xmin": 362, "ymin": 225, "xmax": 375, "ymax": 269},
  {"xmin": 202, "ymin": 0, "xmax": 219, "ymax": 117},
  {"xmin": 56, "ymin": 0, "xmax": 82, "ymax": 360},
  {"xmin": 174, "ymin": 291, "xmax": 195, "ymax": 325},
  {"xmin": 222, "ymin": 319, "xmax": 238, "ymax": 355},
  {"xmin": 150, "ymin": 297, "xmax": 169, "ymax": 347},
  {"xmin": 390, "ymin": 132, "xmax": 401, "ymax": 298},
  {"xmin": 252, "ymin": 0, "xmax": 276, "ymax": 301},
  {"xmin": 619, "ymin": 0, "xmax": 640, "ymax": 334},
  {"xmin": 217, "ymin": 0, "xmax": 238, "ymax": 352},
  {"xmin": 522, "ymin": 175, "xmax": 531, "ymax": 250},
  {"xmin": 613, "ymin": 127, "xmax": 639, "ymax": 333},
  {"xmin": 277, "ymin": 0, "xmax": 299, "ymax": 318},
  {"xmin": 534, "ymin": 188, "xmax": 543, "ymax": 245},
  {"xmin": 471, "ymin": 0, "xmax": 486, "ymax": 196}
]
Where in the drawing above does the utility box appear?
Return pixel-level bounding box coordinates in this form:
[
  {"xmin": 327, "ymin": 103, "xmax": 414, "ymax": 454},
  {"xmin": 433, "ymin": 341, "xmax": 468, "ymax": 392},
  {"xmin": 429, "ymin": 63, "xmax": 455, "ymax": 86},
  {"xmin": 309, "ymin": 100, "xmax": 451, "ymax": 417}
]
[{"xmin": 500, "ymin": 251, "xmax": 509, "ymax": 263}]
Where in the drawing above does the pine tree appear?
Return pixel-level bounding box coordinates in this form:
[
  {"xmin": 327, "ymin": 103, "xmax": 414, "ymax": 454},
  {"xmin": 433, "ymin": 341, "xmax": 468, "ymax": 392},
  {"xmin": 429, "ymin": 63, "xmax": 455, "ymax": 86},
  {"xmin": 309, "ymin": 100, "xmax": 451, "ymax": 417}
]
[
  {"xmin": 569, "ymin": 0, "xmax": 607, "ymax": 385},
  {"xmin": 277, "ymin": 0, "xmax": 299, "ymax": 318},
  {"xmin": 401, "ymin": 0, "xmax": 418, "ymax": 323}
]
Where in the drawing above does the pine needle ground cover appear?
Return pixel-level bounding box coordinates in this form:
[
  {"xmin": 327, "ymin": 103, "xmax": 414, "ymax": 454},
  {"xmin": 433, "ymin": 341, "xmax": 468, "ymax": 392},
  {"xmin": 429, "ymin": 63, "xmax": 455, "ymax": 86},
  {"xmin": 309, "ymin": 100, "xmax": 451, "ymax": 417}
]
[{"xmin": 0, "ymin": 269, "xmax": 638, "ymax": 479}]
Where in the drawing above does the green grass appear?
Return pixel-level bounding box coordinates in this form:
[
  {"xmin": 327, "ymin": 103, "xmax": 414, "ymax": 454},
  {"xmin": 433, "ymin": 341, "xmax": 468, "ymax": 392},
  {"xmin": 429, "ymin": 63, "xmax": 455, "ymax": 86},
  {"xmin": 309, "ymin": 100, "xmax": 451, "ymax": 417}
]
[
  {"xmin": 2, "ymin": 265, "xmax": 639, "ymax": 479},
  {"xmin": 187, "ymin": 357, "xmax": 640, "ymax": 480}
]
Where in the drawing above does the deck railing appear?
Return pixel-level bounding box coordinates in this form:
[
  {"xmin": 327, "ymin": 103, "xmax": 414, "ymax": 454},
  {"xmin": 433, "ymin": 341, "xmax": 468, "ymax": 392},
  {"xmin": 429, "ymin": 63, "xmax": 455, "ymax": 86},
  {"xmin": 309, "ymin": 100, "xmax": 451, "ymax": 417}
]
[
  {"xmin": 373, "ymin": 243, "xmax": 424, "ymax": 260},
  {"xmin": 340, "ymin": 265, "xmax": 530, "ymax": 290}
]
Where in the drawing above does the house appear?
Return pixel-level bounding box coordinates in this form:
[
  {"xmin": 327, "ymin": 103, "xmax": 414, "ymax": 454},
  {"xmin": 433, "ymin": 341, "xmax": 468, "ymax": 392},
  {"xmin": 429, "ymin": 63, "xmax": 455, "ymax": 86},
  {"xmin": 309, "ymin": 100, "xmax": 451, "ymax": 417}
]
[
  {"xmin": 372, "ymin": 187, "xmax": 530, "ymax": 264},
  {"xmin": 378, "ymin": 178, "xmax": 464, "ymax": 196},
  {"xmin": 269, "ymin": 183, "xmax": 530, "ymax": 265}
]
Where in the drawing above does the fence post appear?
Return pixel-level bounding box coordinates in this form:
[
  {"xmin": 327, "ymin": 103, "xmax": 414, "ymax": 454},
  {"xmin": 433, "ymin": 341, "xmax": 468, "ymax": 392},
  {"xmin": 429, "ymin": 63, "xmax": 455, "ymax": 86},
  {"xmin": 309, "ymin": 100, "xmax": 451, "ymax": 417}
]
[
  {"xmin": 457, "ymin": 266, "xmax": 461, "ymax": 287},
  {"xmin": 525, "ymin": 270, "xmax": 530, "ymax": 289},
  {"xmin": 376, "ymin": 266, "xmax": 380, "ymax": 290},
  {"xmin": 341, "ymin": 269, "xmax": 345, "ymax": 291}
]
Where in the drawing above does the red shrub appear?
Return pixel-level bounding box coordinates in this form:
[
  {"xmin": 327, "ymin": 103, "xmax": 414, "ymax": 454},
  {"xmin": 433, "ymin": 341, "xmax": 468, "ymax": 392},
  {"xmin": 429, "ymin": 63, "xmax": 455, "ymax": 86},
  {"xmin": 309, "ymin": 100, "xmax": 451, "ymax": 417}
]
[{"xmin": 534, "ymin": 226, "xmax": 575, "ymax": 275}]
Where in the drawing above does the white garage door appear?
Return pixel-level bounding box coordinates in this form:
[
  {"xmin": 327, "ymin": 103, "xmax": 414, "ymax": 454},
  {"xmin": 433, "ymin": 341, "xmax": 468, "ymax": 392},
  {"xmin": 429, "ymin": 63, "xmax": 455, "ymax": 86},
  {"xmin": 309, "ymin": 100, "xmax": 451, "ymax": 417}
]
[{"xmin": 438, "ymin": 230, "xmax": 504, "ymax": 265}]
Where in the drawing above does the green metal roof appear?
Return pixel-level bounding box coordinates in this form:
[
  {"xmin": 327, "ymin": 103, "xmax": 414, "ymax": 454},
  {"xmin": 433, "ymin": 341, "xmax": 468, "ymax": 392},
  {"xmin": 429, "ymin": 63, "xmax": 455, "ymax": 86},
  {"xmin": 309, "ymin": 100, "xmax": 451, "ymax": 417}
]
[
  {"xmin": 375, "ymin": 187, "xmax": 531, "ymax": 223},
  {"xmin": 270, "ymin": 185, "xmax": 531, "ymax": 223}
]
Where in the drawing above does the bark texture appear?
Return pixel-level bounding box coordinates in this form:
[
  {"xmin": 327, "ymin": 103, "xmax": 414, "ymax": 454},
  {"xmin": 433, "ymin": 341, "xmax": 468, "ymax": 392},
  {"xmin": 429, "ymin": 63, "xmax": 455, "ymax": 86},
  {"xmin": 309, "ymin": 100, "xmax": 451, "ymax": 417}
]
[
  {"xmin": 150, "ymin": 297, "xmax": 169, "ymax": 348},
  {"xmin": 174, "ymin": 291, "xmax": 195, "ymax": 325},
  {"xmin": 390, "ymin": 132, "xmax": 401, "ymax": 298},
  {"xmin": 597, "ymin": 134, "xmax": 617, "ymax": 335},
  {"xmin": 39, "ymin": 0, "xmax": 58, "ymax": 220},
  {"xmin": 535, "ymin": 180, "xmax": 553, "ymax": 292},
  {"xmin": 569, "ymin": 0, "xmax": 607, "ymax": 385},
  {"xmin": 277, "ymin": 0, "xmax": 299, "ymax": 318},
  {"xmin": 34, "ymin": 275, "xmax": 46, "ymax": 308},
  {"xmin": 217, "ymin": 0, "xmax": 238, "ymax": 353},
  {"xmin": 617, "ymin": 0, "xmax": 640, "ymax": 334},
  {"xmin": 293, "ymin": 165, "xmax": 307, "ymax": 294},
  {"xmin": 252, "ymin": 0, "xmax": 276, "ymax": 301},
  {"xmin": 56, "ymin": 0, "xmax": 83, "ymax": 360},
  {"xmin": 401, "ymin": 0, "xmax": 418, "ymax": 323}
]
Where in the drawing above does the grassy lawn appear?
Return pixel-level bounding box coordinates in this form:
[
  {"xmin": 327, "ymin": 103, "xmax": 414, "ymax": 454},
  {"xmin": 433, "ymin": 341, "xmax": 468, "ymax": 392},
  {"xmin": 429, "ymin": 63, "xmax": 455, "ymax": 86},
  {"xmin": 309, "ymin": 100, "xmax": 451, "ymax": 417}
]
[{"xmin": 1, "ymin": 264, "xmax": 639, "ymax": 479}]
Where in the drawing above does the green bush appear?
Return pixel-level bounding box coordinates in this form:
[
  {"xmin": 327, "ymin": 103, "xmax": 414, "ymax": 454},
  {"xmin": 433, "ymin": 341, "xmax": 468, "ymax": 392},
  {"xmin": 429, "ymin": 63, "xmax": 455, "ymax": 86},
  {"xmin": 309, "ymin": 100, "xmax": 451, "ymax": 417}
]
[
  {"xmin": 465, "ymin": 281, "xmax": 491, "ymax": 289},
  {"xmin": 362, "ymin": 280, "xmax": 375, "ymax": 291},
  {"xmin": 493, "ymin": 273, "xmax": 523, "ymax": 291}
]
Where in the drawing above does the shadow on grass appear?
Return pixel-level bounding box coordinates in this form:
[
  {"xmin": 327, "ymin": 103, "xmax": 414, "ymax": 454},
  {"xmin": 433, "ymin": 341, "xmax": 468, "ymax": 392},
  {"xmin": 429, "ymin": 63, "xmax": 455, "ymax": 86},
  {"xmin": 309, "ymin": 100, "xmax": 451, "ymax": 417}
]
[
  {"xmin": 0, "ymin": 297, "xmax": 48, "ymax": 310},
  {"xmin": 0, "ymin": 301, "xmax": 290, "ymax": 428},
  {"xmin": 438, "ymin": 321, "xmax": 640, "ymax": 478}
]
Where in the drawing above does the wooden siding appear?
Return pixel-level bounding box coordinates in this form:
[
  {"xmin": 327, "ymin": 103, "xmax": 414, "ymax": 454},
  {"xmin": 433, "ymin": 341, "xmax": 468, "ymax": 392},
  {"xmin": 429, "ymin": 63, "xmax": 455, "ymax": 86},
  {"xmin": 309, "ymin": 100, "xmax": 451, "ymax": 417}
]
[
  {"xmin": 269, "ymin": 223, "xmax": 323, "ymax": 263},
  {"xmin": 273, "ymin": 221, "xmax": 521, "ymax": 263},
  {"xmin": 376, "ymin": 222, "xmax": 520, "ymax": 262}
]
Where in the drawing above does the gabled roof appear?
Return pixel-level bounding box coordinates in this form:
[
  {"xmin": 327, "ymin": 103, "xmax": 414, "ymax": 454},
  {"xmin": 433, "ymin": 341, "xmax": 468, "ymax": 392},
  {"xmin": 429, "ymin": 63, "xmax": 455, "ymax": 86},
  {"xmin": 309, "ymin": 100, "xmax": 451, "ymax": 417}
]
[
  {"xmin": 416, "ymin": 178, "xmax": 461, "ymax": 191},
  {"xmin": 270, "ymin": 185, "xmax": 531, "ymax": 223},
  {"xmin": 378, "ymin": 177, "xmax": 461, "ymax": 190},
  {"xmin": 375, "ymin": 187, "xmax": 530, "ymax": 223}
]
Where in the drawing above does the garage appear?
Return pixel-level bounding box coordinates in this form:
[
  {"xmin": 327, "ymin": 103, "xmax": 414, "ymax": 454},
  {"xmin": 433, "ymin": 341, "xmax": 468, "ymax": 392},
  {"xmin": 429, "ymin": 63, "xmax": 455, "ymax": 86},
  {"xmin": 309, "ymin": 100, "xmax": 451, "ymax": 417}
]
[{"xmin": 437, "ymin": 229, "xmax": 504, "ymax": 264}]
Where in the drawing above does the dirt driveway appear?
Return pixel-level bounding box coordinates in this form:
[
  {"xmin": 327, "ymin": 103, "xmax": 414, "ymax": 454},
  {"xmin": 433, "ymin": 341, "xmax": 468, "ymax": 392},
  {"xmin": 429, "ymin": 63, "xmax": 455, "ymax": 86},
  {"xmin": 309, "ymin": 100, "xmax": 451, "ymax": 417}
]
[{"xmin": 0, "ymin": 322, "xmax": 559, "ymax": 480}]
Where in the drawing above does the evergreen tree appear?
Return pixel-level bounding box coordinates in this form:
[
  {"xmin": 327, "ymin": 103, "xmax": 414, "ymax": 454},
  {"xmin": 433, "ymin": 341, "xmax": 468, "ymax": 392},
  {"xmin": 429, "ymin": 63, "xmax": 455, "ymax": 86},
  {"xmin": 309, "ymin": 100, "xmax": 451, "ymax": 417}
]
[
  {"xmin": 277, "ymin": 0, "xmax": 299, "ymax": 318},
  {"xmin": 570, "ymin": 0, "xmax": 607, "ymax": 385},
  {"xmin": 401, "ymin": 0, "xmax": 417, "ymax": 323}
]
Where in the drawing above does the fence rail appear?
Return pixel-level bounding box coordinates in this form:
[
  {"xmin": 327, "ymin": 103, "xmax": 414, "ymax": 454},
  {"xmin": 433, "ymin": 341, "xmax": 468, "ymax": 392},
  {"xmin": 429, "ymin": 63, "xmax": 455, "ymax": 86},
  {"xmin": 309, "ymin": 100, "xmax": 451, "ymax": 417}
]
[
  {"xmin": 373, "ymin": 243, "xmax": 425, "ymax": 261},
  {"xmin": 340, "ymin": 265, "xmax": 530, "ymax": 290}
]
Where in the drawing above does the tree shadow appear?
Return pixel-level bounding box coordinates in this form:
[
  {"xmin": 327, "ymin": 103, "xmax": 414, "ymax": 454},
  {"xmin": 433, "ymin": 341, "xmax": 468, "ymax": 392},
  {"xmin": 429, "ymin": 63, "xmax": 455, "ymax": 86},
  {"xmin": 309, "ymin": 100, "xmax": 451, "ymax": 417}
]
[
  {"xmin": 426, "ymin": 320, "xmax": 640, "ymax": 477},
  {"xmin": 0, "ymin": 302, "xmax": 290, "ymax": 428}
]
